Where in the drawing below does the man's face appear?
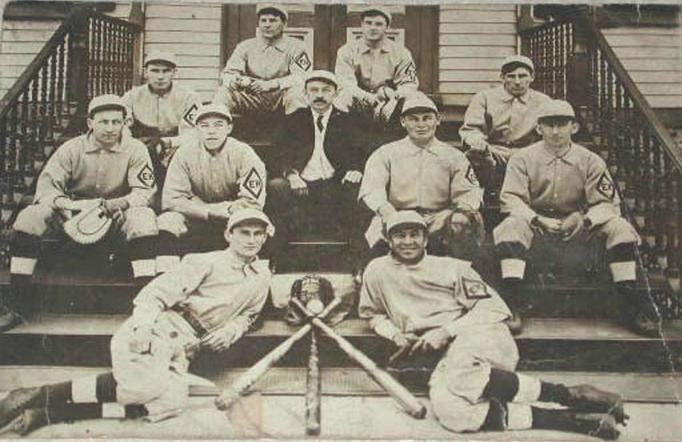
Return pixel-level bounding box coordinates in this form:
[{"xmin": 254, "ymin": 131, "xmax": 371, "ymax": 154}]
[
  {"xmin": 502, "ymin": 66, "xmax": 533, "ymax": 97},
  {"xmin": 225, "ymin": 223, "xmax": 267, "ymax": 259},
  {"xmin": 145, "ymin": 62, "xmax": 175, "ymax": 92},
  {"xmin": 258, "ymin": 13, "xmax": 285, "ymax": 40},
  {"xmin": 537, "ymin": 117, "xmax": 577, "ymax": 150},
  {"xmin": 388, "ymin": 226, "xmax": 427, "ymax": 264},
  {"xmin": 401, "ymin": 111, "xmax": 440, "ymax": 146},
  {"xmin": 361, "ymin": 15, "xmax": 388, "ymax": 42},
  {"xmin": 87, "ymin": 109, "xmax": 125, "ymax": 147},
  {"xmin": 196, "ymin": 116, "xmax": 232, "ymax": 152},
  {"xmin": 305, "ymin": 80, "xmax": 338, "ymax": 114}
]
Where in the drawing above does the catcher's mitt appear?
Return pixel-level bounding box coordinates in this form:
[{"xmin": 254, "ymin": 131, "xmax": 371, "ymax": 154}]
[
  {"xmin": 63, "ymin": 204, "xmax": 112, "ymax": 245},
  {"xmin": 285, "ymin": 275, "xmax": 335, "ymax": 326}
]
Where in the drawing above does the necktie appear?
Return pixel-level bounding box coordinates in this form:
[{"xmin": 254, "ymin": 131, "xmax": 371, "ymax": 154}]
[{"xmin": 316, "ymin": 114, "xmax": 325, "ymax": 132}]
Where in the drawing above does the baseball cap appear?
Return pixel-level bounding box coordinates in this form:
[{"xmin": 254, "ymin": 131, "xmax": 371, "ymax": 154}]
[
  {"xmin": 88, "ymin": 94, "xmax": 127, "ymax": 118},
  {"xmin": 538, "ymin": 99, "xmax": 576, "ymax": 120},
  {"xmin": 257, "ymin": 4, "xmax": 288, "ymax": 22},
  {"xmin": 401, "ymin": 94, "xmax": 438, "ymax": 116},
  {"xmin": 385, "ymin": 210, "xmax": 427, "ymax": 235},
  {"xmin": 305, "ymin": 70, "xmax": 338, "ymax": 88},
  {"xmin": 194, "ymin": 104, "xmax": 232, "ymax": 124},
  {"xmin": 361, "ymin": 6, "xmax": 392, "ymax": 25},
  {"xmin": 227, "ymin": 208, "xmax": 275, "ymax": 237},
  {"xmin": 144, "ymin": 51, "xmax": 178, "ymax": 68},
  {"xmin": 501, "ymin": 54, "xmax": 534, "ymax": 74}
]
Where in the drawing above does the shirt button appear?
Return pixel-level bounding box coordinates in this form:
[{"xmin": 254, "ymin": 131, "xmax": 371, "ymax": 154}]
[{"xmin": 169, "ymin": 331, "xmax": 178, "ymax": 339}]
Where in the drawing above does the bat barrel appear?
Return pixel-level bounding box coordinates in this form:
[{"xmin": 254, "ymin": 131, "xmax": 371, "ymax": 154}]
[{"xmin": 305, "ymin": 330, "xmax": 322, "ymax": 435}]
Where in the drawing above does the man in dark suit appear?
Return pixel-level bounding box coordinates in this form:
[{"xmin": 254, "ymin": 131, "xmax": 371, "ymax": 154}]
[{"xmin": 267, "ymin": 70, "xmax": 368, "ymax": 265}]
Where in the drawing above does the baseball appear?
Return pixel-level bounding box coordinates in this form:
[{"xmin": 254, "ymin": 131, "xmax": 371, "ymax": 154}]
[{"xmin": 307, "ymin": 299, "xmax": 324, "ymax": 315}]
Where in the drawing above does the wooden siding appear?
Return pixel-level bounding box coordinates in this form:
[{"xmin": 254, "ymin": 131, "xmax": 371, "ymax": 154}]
[
  {"xmin": 438, "ymin": 4, "xmax": 518, "ymax": 107},
  {"xmin": 603, "ymin": 27, "xmax": 682, "ymax": 109},
  {"xmin": 143, "ymin": 2, "xmax": 222, "ymax": 103}
]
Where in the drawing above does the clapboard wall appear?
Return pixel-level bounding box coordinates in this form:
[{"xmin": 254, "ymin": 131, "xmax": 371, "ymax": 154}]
[
  {"xmin": 437, "ymin": 4, "xmax": 518, "ymax": 107},
  {"xmin": 603, "ymin": 27, "xmax": 682, "ymax": 109},
  {"xmin": 143, "ymin": 2, "xmax": 222, "ymax": 103}
]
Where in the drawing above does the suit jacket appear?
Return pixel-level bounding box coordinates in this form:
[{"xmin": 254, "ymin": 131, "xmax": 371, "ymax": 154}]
[{"xmin": 276, "ymin": 106, "xmax": 366, "ymax": 179}]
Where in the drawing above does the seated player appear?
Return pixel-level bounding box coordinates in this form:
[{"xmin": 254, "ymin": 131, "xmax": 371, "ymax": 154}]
[
  {"xmin": 335, "ymin": 6, "xmax": 419, "ymax": 126},
  {"xmin": 122, "ymin": 51, "xmax": 202, "ymax": 196},
  {"xmin": 267, "ymin": 70, "xmax": 367, "ymax": 264},
  {"xmin": 459, "ymin": 55, "xmax": 551, "ymax": 195},
  {"xmin": 155, "ymin": 104, "xmax": 266, "ymax": 273},
  {"xmin": 493, "ymin": 99, "xmax": 660, "ymax": 336},
  {"xmin": 2, "ymin": 95, "xmax": 158, "ymax": 332},
  {"xmin": 213, "ymin": 4, "xmax": 310, "ymax": 116},
  {"xmin": 359, "ymin": 94, "xmax": 483, "ymax": 263},
  {"xmin": 0, "ymin": 208, "xmax": 274, "ymax": 435},
  {"xmin": 360, "ymin": 211, "xmax": 626, "ymax": 440}
]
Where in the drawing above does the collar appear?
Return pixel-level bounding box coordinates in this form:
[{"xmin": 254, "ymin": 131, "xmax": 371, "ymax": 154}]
[
  {"xmin": 360, "ymin": 38, "xmax": 389, "ymax": 54},
  {"xmin": 500, "ymin": 87, "xmax": 531, "ymax": 104},
  {"xmin": 256, "ymin": 34, "xmax": 286, "ymax": 52},
  {"xmin": 146, "ymin": 82, "xmax": 173, "ymax": 97},
  {"xmin": 202, "ymin": 136, "xmax": 229, "ymax": 155},
  {"xmin": 85, "ymin": 133, "xmax": 123, "ymax": 153},
  {"xmin": 223, "ymin": 248, "xmax": 262, "ymax": 274},
  {"xmin": 389, "ymin": 250, "xmax": 428, "ymax": 269},
  {"xmin": 401, "ymin": 136, "xmax": 441, "ymax": 156},
  {"xmin": 540, "ymin": 142, "xmax": 578, "ymax": 165},
  {"xmin": 311, "ymin": 106, "xmax": 333, "ymax": 124}
]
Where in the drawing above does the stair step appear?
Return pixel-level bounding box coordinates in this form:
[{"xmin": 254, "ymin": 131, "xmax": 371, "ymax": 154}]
[
  {"xmin": 1, "ymin": 315, "xmax": 680, "ymax": 372},
  {"xmin": 1, "ymin": 366, "xmax": 680, "ymax": 404}
]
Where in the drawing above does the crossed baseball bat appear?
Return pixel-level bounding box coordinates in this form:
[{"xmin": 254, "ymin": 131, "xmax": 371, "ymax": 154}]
[{"xmin": 215, "ymin": 296, "xmax": 427, "ymax": 432}]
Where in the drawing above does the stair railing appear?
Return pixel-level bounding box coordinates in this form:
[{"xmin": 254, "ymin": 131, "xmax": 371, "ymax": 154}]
[
  {"xmin": 520, "ymin": 9, "xmax": 682, "ymax": 317},
  {"xmin": 0, "ymin": 5, "xmax": 141, "ymax": 234}
]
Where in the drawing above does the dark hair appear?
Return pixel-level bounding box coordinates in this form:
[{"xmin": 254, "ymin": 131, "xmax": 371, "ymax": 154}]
[
  {"xmin": 501, "ymin": 62, "xmax": 533, "ymax": 76},
  {"xmin": 361, "ymin": 10, "xmax": 389, "ymax": 25},
  {"xmin": 89, "ymin": 105, "xmax": 126, "ymax": 119},
  {"xmin": 258, "ymin": 7, "xmax": 286, "ymax": 22}
]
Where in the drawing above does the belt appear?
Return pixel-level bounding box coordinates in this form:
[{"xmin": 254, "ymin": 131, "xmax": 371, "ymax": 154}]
[{"xmin": 170, "ymin": 305, "xmax": 208, "ymax": 338}]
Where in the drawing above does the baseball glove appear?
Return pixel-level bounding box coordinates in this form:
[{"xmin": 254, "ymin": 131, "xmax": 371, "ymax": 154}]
[
  {"xmin": 285, "ymin": 275, "xmax": 335, "ymax": 326},
  {"xmin": 63, "ymin": 204, "xmax": 112, "ymax": 245}
]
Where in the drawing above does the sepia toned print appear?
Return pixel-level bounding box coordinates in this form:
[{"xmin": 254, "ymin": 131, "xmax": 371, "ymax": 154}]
[{"xmin": 0, "ymin": 1, "xmax": 680, "ymax": 440}]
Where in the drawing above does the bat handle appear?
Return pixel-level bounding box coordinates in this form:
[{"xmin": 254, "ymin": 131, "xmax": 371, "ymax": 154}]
[{"xmin": 305, "ymin": 329, "xmax": 321, "ymax": 435}]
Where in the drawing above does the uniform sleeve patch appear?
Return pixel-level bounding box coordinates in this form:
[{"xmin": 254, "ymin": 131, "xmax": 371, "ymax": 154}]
[
  {"xmin": 462, "ymin": 277, "xmax": 491, "ymax": 300},
  {"xmin": 597, "ymin": 172, "xmax": 616, "ymax": 199},
  {"xmin": 183, "ymin": 103, "xmax": 199, "ymax": 126},
  {"xmin": 403, "ymin": 62, "xmax": 417, "ymax": 83},
  {"xmin": 465, "ymin": 165, "xmax": 480, "ymax": 186},
  {"xmin": 243, "ymin": 167, "xmax": 263, "ymax": 200},
  {"xmin": 137, "ymin": 164, "xmax": 156, "ymax": 188},
  {"xmin": 295, "ymin": 51, "xmax": 312, "ymax": 71}
]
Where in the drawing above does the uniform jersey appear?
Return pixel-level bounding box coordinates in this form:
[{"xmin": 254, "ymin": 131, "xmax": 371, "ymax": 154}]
[
  {"xmin": 121, "ymin": 83, "xmax": 202, "ymax": 149},
  {"xmin": 335, "ymin": 37, "xmax": 418, "ymax": 99},
  {"xmin": 131, "ymin": 249, "xmax": 271, "ymax": 337},
  {"xmin": 162, "ymin": 135, "xmax": 266, "ymax": 219},
  {"xmin": 359, "ymin": 254, "xmax": 510, "ymax": 339},
  {"xmin": 359, "ymin": 136, "xmax": 482, "ymax": 214},
  {"xmin": 222, "ymin": 34, "xmax": 312, "ymax": 89},
  {"xmin": 459, "ymin": 86, "xmax": 551, "ymax": 150},
  {"xmin": 500, "ymin": 141, "xmax": 622, "ymax": 227},
  {"xmin": 34, "ymin": 133, "xmax": 156, "ymax": 209}
]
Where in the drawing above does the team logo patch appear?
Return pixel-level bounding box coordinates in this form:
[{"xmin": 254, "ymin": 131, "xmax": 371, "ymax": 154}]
[
  {"xmin": 403, "ymin": 62, "xmax": 417, "ymax": 82},
  {"xmin": 465, "ymin": 165, "xmax": 479, "ymax": 186},
  {"xmin": 243, "ymin": 167, "xmax": 263, "ymax": 200},
  {"xmin": 295, "ymin": 52, "xmax": 312, "ymax": 71},
  {"xmin": 462, "ymin": 277, "xmax": 491, "ymax": 300},
  {"xmin": 597, "ymin": 172, "xmax": 615, "ymax": 199},
  {"xmin": 137, "ymin": 164, "xmax": 156, "ymax": 188},
  {"xmin": 183, "ymin": 103, "xmax": 199, "ymax": 126}
]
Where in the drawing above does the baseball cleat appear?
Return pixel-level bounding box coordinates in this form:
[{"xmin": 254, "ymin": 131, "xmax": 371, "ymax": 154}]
[
  {"xmin": 564, "ymin": 385, "xmax": 628, "ymax": 424},
  {"xmin": 1, "ymin": 408, "xmax": 49, "ymax": 436},
  {"xmin": 0, "ymin": 387, "xmax": 45, "ymax": 430},
  {"xmin": 574, "ymin": 413, "xmax": 620, "ymax": 440}
]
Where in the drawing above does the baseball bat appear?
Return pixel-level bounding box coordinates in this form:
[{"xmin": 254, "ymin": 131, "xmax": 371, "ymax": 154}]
[
  {"xmin": 216, "ymin": 297, "xmax": 343, "ymax": 411},
  {"xmin": 305, "ymin": 329, "xmax": 321, "ymax": 435},
  {"xmin": 291, "ymin": 299, "xmax": 426, "ymax": 419}
]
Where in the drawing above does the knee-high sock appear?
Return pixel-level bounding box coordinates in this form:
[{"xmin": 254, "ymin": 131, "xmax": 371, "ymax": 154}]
[
  {"xmin": 10, "ymin": 232, "xmax": 40, "ymax": 277},
  {"xmin": 607, "ymin": 243, "xmax": 637, "ymax": 283},
  {"xmin": 46, "ymin": 403, "xmax": 148, "ymax": 423},
  {"xmin": 155, "ymin": 231, "xmax": 181, "ymax": 274},
  {"xmin": 129, "ymin": 236, "xmax": 157, "ymax": 278},
  {"xmin": 482, "ymin": 368, "xmax": 541, "ymax": 404}
]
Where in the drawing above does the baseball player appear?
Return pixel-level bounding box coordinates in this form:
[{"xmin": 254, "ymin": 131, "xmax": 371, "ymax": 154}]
[
  {"xmin": 459, "ymin": 55, "xmax": 551, "ymax": 194},
  {"xmin": 359, "ymin": 94, "xmax": 483, "ymax": 262},
  {"xmin": 3, "ymin": 95, "xmax": 158, "ymax": 332},
  {"xmin": 122, "ymin": 52, "xmax": 202, "ymax": 195},
  {"xmin": 360, "ymin": 211, "xmax": 626, "ymax": 440},
  {"xmin": 335, "ymin": 6, "xmax": 419, "ymax": 125},
  {"xmin": 155, "ymin": 103, "xmax": 266, "ymax": 274},
  {"xmin": 493, "ymin": 99, "xmax": 659, "ymax": 336},
  {"xmin": 213, "ymin": 4, "xmax": 310, "ymax": 115},
  {"xmin": 0, "ymin": 209, "xmax": 274, "ymax": 435}
]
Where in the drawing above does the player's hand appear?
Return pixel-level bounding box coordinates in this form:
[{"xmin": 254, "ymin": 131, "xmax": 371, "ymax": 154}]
[
  {"xmin": 392, "ymin": 332, "xmax": 418, "ymax": 348},
  {"xmin": 533, "ymin": 216, "xmax": 563, "ymax": 235},
  {"xmin": 249, "ymin": 79, "xmax": 278, "ymax": 94},
  {"xmin": 55, "ymin": 198, "xmax": 102, "ymax": 213},
  {"xmin": 450, "ymin": 212, "xmax": 471, "ymax": 235},
  {"xmin": 201, "ymin": 326, "xmax": 238, "ymax": 352},
  {"xmin": 129, "ymin": 324, "xmax": 153, "ymax": 354},
  {"xmin": 376, "ymin": 86, "xmax": 395, "ymax": 102},
  {"xmin": 560, "ymin": 211, "xmax": 586, "ymax": 242},
  {"xmin": 288, "ymin": 174, "xmax": 309, "ymax": 197},
  {"xmin": 207, "ymin": 202, "xmax": 231, "ymax": 221},
  {"xmin": 488, "ymin": 144, "xmax": 514, "ymax": 164},
  {"xmin": 409, "ymin": 327, "xmax": 451, "ymax": 354},
  {"xmin": 377, "ymin": 204, "xmax": 398, "ymax": 223},
  {"xmin": 342, "ymin": 170, "xmax": 363, "ymax": 184},
  {"xmin": 101, "ymin": 198, "xmax": 130, "ymax": 217}
]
